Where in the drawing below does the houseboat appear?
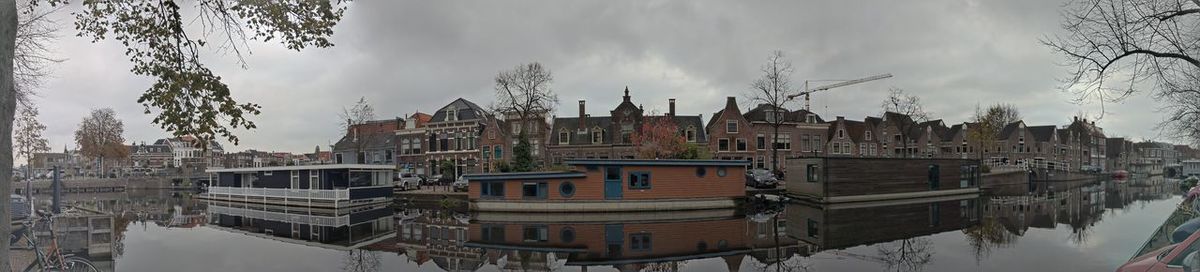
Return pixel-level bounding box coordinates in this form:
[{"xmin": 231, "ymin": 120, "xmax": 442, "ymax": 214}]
[
  {"xmin": 786, "ymin": 157, "xmax": 981, "ymax": 204},
  {"xmin": 200, "ymin": 164, "xmax": 394, "ymax": 208},
  {"xmin": 462, "ymin": 159, "xmax": 748, "ymax": 212},
  {"xmin": 206, "ymin": 201, "xmax": 396, "ymax": 250},
  {"xmin": 786, "ymin": 194, "xmax": 980, "ymax": 251}
]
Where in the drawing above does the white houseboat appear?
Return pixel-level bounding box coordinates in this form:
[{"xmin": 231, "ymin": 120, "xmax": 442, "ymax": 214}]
[{"xmin": 200, "ymin": 164, "xmax": 394, "ymax": 208}]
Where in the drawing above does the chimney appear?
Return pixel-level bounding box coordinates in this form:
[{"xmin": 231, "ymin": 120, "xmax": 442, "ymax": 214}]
[
  {"xmin": 1074, "ymin": 116, "xmax": 1078, "ymax": 123},
  {"xmin": 668, "ymin": 99, "xmax": 676, "ymax": 117},
  {"xmin": 578, "ymin": 100, "xmax": 586, "ymax": 128},
  {"xmin": 725, "ymin": 97, "xmax": 737, "ymax": 110}
]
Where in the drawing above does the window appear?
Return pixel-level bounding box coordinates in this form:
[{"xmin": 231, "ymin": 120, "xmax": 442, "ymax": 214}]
[
  {"xmin": 512, "ymin": 122, "xmax": 522, "ymax": 135},
  {"xmin": 481, "ymin": 182, "xmax": 505, "ymax": 198},
  {"xmin": 522, "ymin": 182, "xmax": 548, "ymax": 199},
  {"xmin": 736, "ymin": 138, "xmax": 748, "ymax": 151},
  {"xmin": 686, "ymin": 126, "xmax": 697, "ymax": 142},
  {"xmin": 629, "ymin": 172, "xmax": 651, "ymax": 189},
  {"xmin": 482, "ymin": 145, "xmax": 491, "ymax": 159},
  {"xmin": 717, "ymin": 167, "xmax": 727, "ymax": 177},
  {"xmin": 806, "ymin": 115, "xmax": 817, "ymax": 123},
  {"xmin": 756, "ymin": 135, "xmax": 765, "ymax": 150},
  {"xmin": 776, "ymin": 134, "xmax": 792, "ymax": 150},
  {"xmin": 807, "ymin": 219, "xmax": 819, "ymax": 238},
  {"xmin": 488, "ymin": 129, "xmax": 495, "ymax": 139},
  {"xmin": 482, "ymin": 225, "xmax": 505, "ymax": 242},
  {"xmin": 630, "ymin": 233, "xmax": 652, "ymax": 251},
  {"xmin": 560, "ymin": 182, "xmax": 576, "ymax": 197},
  {"xmin": 806, "ymin": 164, "xmax": 819, "ymax": 182},
  {"xmin": 309, "ymin": 170, "xmax": 320, "ymax": 189},
  {"xmin": 559, "ymin": 130, "xmax": 569, "ymax": 144},
  {"xmin": 928, "ymin": 164, "xmax": 941, "ymax": 189},
  {"xmin": 726, "ymin": 120, "xmax": 739, "ymax": 133},
  {"xmin": 592, "ymin": 128, "xmax": 604, "ymax": 144},
  {"xmin": 385, "ymin": 149, "xmax": 393, "ymax": 163},
  {"xmin": 812, "ymin": 137, "xmax": 821, "ymax": 152},
  {"xmin": 838, "ymin": 129, "xmax": 845, "ymax": 139},
  {"xmin": 866, "ymin": 131, "xmax": 873, "ymax": 141},
  {"xmin": 447, "ymin": 108, "xmax": 457, "ymax": 121},
  {"xmin": 718, "ymin": 139, "xmax": 730, "ymax": 151},
  {"xmin": 290, "ymin": 170, "xmax": 300, "ymax": 189},
  {"xmin": 960, "ymin": 165, "xmax": 978, "ymax": 187},
  {"xmin": 561, "ymin": 227, "xmax": 576, "ymax": 243},
  {"xmin": 801, "ymin": 135, "xmax": 810, "ymax": 151},
  {"xmin": 860, "ymin": 144, "xmax": 867, "ymax": 156},
  {"xmin": 695, "ymin": 167, "xmax": 706, "ymax": 177},
  {"xmin": 494, "ymin": 146, "xmax": 503, "ymax": 158},
  {"xmin": 523, "ymin": 226, "xmax": 548, "ymax": 242},
  {"xmin": 756, "ymin": 156, "xmax": 766, "ymax": 169}
]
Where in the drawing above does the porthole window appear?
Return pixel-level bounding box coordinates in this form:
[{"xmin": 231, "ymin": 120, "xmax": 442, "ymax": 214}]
[
  {"xmin": 696, "ymin": 167, "xmax": 707, "ymax": 177},
  {"xmin": 559, "ymin": 181, "xmax": 576, "ymax": 198},
  {"xmin": 717, "ymin": 167, "xmax": 727, "ymax": 177},
  {"xmin": 717, "ymin": 239, "xmax": 729, "ymax": 250},
  {"xmin": 561, "ymin": 227, "xmax": 576, "ymax": 243}
]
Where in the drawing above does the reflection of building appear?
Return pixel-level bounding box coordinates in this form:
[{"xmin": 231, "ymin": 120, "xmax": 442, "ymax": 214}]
[
  {"xmin": 206, "ymin": 202, "xmax": 395, "ymax": 250},
  {"xmin": 202, "ymin": 164, "xmax": 394, "ymax": 208},
  {"xmin": 464, "ymin": 210, "xmax": 750, "ymax": 271},
  {"xmin": 397, "ymin": 209, "xmax": 484, "ymax": 272},
  {"xmin": 787, "ymin": 157, "xmax": 980, "ymax": 203},
  {"xmin": 786, "ymin": 195, "xmax": 980, "ymax": 251}
]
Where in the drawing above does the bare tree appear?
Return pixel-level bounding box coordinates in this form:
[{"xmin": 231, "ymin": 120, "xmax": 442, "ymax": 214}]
[
  {"xmin": 74, "ymin": 108, "xmax": 127, "ymax": 176},
  {"xmin": 876, "ymin": 238, "xmax": 934, "ymax": 272},
  {"xmin": 881, "ymin": 88, "xmax": 930, "ymax": 158},
  {"xmin": 968, "ymin": 103, "xmax": 1022, "ymax": 161},
  {"xmin": 1043, "ymin": 0, "xmax": 1200, "ymax": 144},
  {"xmin": 749, "ymin": 50, "xmax": 797, "ymax": 171},
  {"xmin": 342, "ymin": 249, "xmax": 381, "ymax": 272},
  {"xmin": 13, "ymin": 2, "xmax": 62, "ymax": 109},
  {"xmin": 13, "ymin": 104, "xmax": 46, "ymax": 177},
  {"xmin": 339, "ymin": 96, "xmax": 376, "ymax": 162},
  {"xmin": 494, "ymin": 62, "xmax": 556, "ymax": 171}
]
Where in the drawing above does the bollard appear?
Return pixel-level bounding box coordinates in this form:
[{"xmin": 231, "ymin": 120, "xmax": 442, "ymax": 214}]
[{"xmin": 52, "ymin": 165, "xmax": 61, "ymax": 214}]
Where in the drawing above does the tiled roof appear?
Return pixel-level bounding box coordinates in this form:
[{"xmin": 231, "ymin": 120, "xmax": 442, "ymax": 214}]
[
  {"xmin": 332, "ymin": 131, "xmax": 395, "ymax": 151},
  {"xmin": 997, "ymin": 121, "xmax": 1023, "ymax": 140},
  {"xmin": 1027, "ymin": 125, "xmax": 1057, "ymax": 142},
  {"xmin": 550, "ymin": 116, "xmax": 614, "ymax": 145},
  {"xmin": 828, "ymin": 119, "xmax": 867, "ymax": 143},
  {"xmin": 429, "ymin": 98, "xmax": 486, "ymax": 123},
  {"xmin": 743, "ymin": 104, "xmax": 824, "ymax": 123}
]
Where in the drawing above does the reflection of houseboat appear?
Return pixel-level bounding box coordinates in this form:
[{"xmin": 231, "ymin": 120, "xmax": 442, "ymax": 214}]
[
  {"xmin": 786, "ymin": 194, "xmax": 980, "ymax": 250},
  {"xmin": 202, "ymin": 164, "xmax": 394, "ymax": 208},
  {"xmin": 786, "ymin": 158, "xmax": 980, "ymax": 203},
  {"xmin": 206, "ymin": 202, "xmax": 395, "ymax": 250},
  {"xmin": 463, "ymin": 159, "xmax": 747, "ymax": 212},
  {"xmin": 463, "ymin": 210, "xmax": 751, "ymax": 270}
]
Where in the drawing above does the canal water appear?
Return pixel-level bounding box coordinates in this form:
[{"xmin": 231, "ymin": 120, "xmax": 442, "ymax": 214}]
[{"xmin": 40, "ymin": 176, "xmax": 1179, "ymax": 271}]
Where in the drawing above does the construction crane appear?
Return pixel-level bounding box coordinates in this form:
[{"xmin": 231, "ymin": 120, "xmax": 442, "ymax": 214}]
[{"xmin": 787, "ymin": 73, "xmax": 893, "ymax": 111}]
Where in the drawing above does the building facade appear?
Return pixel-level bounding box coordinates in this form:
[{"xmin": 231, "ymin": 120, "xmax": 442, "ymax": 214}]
[
  {"xmin": 395, "ymin": 112, "xmax": 432, "ymax": 175},
  {"xmin": 332, "ymin": 119, "xmax": 401, "ymax": 165},
  {"xmin": 424, "ymin": 98, "xmax": 487, "ymax": 176},
  {"xmin": 546, "ymin": 88, "xmax": 705, "ymax": 165}
]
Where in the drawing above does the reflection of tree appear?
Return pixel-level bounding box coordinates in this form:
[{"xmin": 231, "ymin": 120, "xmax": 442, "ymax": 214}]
[
  {"xmin": 111, "ymin": 214, "xmax": 132, "ymax": 258},
  {"xmin": 643, "ymin": 261, "xmax": 685, "ymax": 271},
  {"xmin": 342, "ymin": 249, "xmax": 381, "ymax": 272},
  {"xmin": 961, "ymin": 217, "xmax": 1016, "ymax": 263},
  {"xmin": 875, "ymin": 238, "xmax": 934, "ymax": 272}
]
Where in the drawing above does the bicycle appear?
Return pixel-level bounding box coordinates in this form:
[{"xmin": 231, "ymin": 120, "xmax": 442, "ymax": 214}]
[{"xmin": 10, "ymin": 209, "xmax": 100, "ymax": 272}]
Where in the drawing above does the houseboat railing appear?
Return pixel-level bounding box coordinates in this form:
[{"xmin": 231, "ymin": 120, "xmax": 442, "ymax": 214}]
[
  {"xmin": 207, "ymin": 205, "xmax": 349, "ymax": 227},
  {"xmin": 207, "ymin": 186, "xmax": 350, "ymax": 200}
]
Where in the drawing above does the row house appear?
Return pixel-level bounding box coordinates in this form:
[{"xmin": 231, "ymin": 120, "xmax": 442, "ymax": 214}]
[
  {"xmin": 546, "ymin": 88, "xmax": 706, "ymax": 165},
  {"xmin": 940, "ymin": 122, "xmax": 974, "ymax": 159},
  {"xmin": 129, "ymin": 141, "xmax": 173, "ymax": 174},
  {"xmin": 332, "ymin": 118, "xmax": 401, "ymax": 165},
  {"xmin": 706, "ymin": 97, "xmax": 756, "ymax": 163},
  {"xmin": 1063, "ymin": 117, "xmax": 1107, "ymax": 171},
  {"xmin": 1133, "ymin": 141, "xmax": 1178, "ymax": 176},
  {"xmin": 424, "ymin": 98, "xmax": 487, "ymax": 176},
  {"xmin": 741, "ymin": 103, "xmax": 827, "ymax": 170},
  {"xmin": 159, "ymin": 136, "xmax": 224, "ymax": 168},
  {"xmin": 824, "ymin": 116, "xmax": 881, "ymax": 158},
  {"xmin": 1106, "ymin": 138, "xmax": 1138, "ymax": 172},
  {"xmin": 479, "ymin": 111, "xmax": 550, "ymax": 173},
  {"xmin": 395, "ymin": 112, "xmax": 432, "ymax": 175}
]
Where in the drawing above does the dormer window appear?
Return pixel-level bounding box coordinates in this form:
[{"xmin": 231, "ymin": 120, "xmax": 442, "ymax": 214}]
[
  {"xmin": 766, "ymin": 110, "xmax": 779, "ymax": 123},
  {"xmin": 558, "ymin": 129, "xmax": 569, "ymax": 144},
  {"xmin": 686, "ymin": 126, "xmax": 697, "ymax": 142},
  {"xmin": 806, "ymin": 115, "xmax": 816, "ymax": 123},
  {"xmin": 865, "ymin": 131, "xmax": 872, "ymax": 141},
  {"xmin": 446, "ymin": 107, "xmax": 457, "ymax": 121},
  {"xmin": 592, "ymin": 127, "xmax": 605, "ymax": 144},
  {"xmin": 837, "ymin": 129, "xmax": 845, "ymax": 139},
  {"xmin": 512, "ymin": 122, "xmax": 522, "ymax": 134}
]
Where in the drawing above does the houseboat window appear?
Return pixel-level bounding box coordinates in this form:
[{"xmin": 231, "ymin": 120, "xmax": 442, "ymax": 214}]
[
  {"xmin": 717, "ymin": 239, "xmax": 728, "ymax": 250},
  {"xmin": 630, "ymin": 233, "xmax": 652, "ymax": 251},
  {"xmin": 290, "ymin": 170, "xmax": 300, "ymax": 189},
  {"xmin": 605, "ymin": 167, "xmax": 621, "ymax": 180},
  {"xmin": 806, "ymin": 164, "xmax": 819, "ymax": 182},
  {"xmin": 262, "ymin": 171, "xmax": 273, "ymax": 176},
  {"xmin": 629, "ymin": 172, "xmax": 651, "ymax": 189},
  {"xmin": 928, "ymin": 164, "xmax": 941, "ymax": 189},
  {"xmin": 807, "ymin": 219, "xmax": 819, "ymax": 238},
  {"xmin": 523, "ymin": 226, "xmax": 548, "ymax": 243},
  {"xmin": 522, "ymin": 182, "xmax": 548, "ymax": 199},
  {"xmin": 717, "ymin": 167, "xmax": 727, "ymax": 177},
  {"xmin": 695, "ymin": 167, "xmax": 707, "ymax": 177},
  {"xmin": 481, "ymin": 225, "xmax": 504, "ymax": 242},
  {"xmin": 349, "ymin": 171, "xmax": 373, "ymax": 187},
  {"xmin": 559, "ymin": 182, "xmax": 576, "ymax": 197},
  {"xmin": 309, "ymin": 171, "xmax": 320, "ymax": 189},
  {"xmin": 929, "ymin": 203, "xmax": 941, "ymax": 226},
  {"xmin": 561, "ymin": 227, "xmax": 576, "ymax": 243},
  {"xmin": 481, "ymin": 182, "xmax": 505, "ymax": 197}
]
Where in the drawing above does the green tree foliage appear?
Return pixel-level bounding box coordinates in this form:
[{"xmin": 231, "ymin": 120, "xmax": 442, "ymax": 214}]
[
  {"xmin": 678, "ymin": 143, "xmax": 712, "ymax": 160},
  {"xmin": 494, "ymin": 160, "xmax": 512, "ymax": 173},
  {"xmin": 439, "ymin": 160, "xmax": 456, "ymax": 177},
  {"xmin": 512, "ymin": 134, "xmax": 536, "ymax": 172}
]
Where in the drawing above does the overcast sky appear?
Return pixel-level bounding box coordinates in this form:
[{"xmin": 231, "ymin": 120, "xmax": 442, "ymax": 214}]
[{"xmin": 32, "ymin": 0, "xmax": 1176, "ymax": 153}]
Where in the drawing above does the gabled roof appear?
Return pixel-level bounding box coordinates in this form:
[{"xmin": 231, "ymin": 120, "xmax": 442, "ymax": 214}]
[
  {"xmin": 864, "ymin": 117, "xmax": 882, "ymax": 128},
  {"xmin": 651, "ymin": 115, "xmax": 708, "ymax": 143},
  {"xmin": 943, "ymin": 123, "xmax": 965, "ymax": 141},
  {"xmin": 827, "ymin": 119, "xmax": 867, "ymax": 143},
  {"xmin": 1056, "ymin": 129, "xmax": 1071, "ymax": 144},
  {"xmin": 331, "ymin": 130, "xmax": 395, "ymax": 151},
  {"xmin": 997, "ymin": 121, "xmax": 1024, "ymax": 140},
  {"xmin": 742, "ymin": 104, "xmax": 824, "ymax": 123},
  {"xmin": 429, "ymin": 98, "xmax": 486, "ymax": 123},
  {"xmin": 550, "ymin": 116, "xmax": 614, "ymax": 145},
  {"xmin": 1027, "ymin": 126, "xmax": 1057, "ymax": 142}
]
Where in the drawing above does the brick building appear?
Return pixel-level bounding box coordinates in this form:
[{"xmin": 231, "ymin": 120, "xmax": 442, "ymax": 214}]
[
  {"xmin": 424, "ymin": 98, "xmax": 487, "ymax": 176},
  {"xmin": 706, "ymin": 97, "xmax": 756, "ymax": 163},
  {"xmin": 332, "ymin": 118, "xmax": 401, "ymax": 165},
  {"xmin": 546, "ymin": 88, "xmax": 705, "ymax": 165},
  {"xmin": 743, "ymin": 104, "xmax": 827, "ymax": 171},
  {"xmin": 479, "ymin": 111, "xmax": 551, "ymax": 173},
  {"xmin": 396, "ymin": 112, "xmax": 432, "ymax": 175}
]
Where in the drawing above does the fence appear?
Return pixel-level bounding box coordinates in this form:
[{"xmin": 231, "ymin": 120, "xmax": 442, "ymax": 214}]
[
  {"xmin": 207, "ymin": 205, "xmax": 349, "ymax": 227},
  {"xmin": 206, "ymin": 186, "xmax": 350, "ymax": 200}
]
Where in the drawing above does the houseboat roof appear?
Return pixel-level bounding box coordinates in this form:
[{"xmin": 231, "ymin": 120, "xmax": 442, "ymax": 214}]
[
  {"xmin": 564, "ymin": 159, "xmax": 749, "ymax": 167},
  {"xmin": 461, "ymin": 171, "xmax": 587, "ymax": 181},
  {"xmin": 205, "ymin": 164, "xmax": 394, "ymax": 173}
]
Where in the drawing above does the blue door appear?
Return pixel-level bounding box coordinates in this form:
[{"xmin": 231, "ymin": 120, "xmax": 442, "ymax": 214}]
[
  {"xmin": 604, "ymin": 166, "xmax": 623, "ymax": 200},
  {"xmin": 604, "ymin": 224, "xmax": 624, "ymax": 257}
]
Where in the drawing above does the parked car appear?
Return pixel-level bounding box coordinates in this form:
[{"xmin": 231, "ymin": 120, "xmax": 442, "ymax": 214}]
[
  {"xmin": 395, "ymin": 172, "xmax": 421, "ymax": 191},
  {"xmin": 429, "ymin": 174, "xmax": 445, "ymax": 185},
  {"xmin": 452, "ymin": 176, "xmax": 468, "ymax": 192},
  {"xmin": 1119, "ymin": 227, "xmax": 1200, "ymax": 272},
  {"xmin": 745, "ymin": 169, "xmax": 779, "ymax": 189}
]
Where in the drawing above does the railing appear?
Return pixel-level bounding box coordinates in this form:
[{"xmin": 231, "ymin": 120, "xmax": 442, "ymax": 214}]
[
  {"xmin": 207, "ymin": 186, "xmax": 350, "ymax": 200},
  {"xmin": 207, "ymin": 205, "xmax": 349, "ymax": 227}
]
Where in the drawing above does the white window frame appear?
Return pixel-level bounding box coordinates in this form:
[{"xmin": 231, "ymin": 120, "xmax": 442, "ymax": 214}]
[
  {"xmin": 726, "ymin": 120, "xmax": 739, "ymax": 133},
  {"xmin": 718, "ymin": 138, "xmax": 731, "ymax": 152}
]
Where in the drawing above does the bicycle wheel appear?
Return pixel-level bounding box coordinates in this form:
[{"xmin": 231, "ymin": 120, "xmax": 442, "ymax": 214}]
[{"xmin": 22, "ymin": 257, "xmax": 100, "ymax": 272}]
